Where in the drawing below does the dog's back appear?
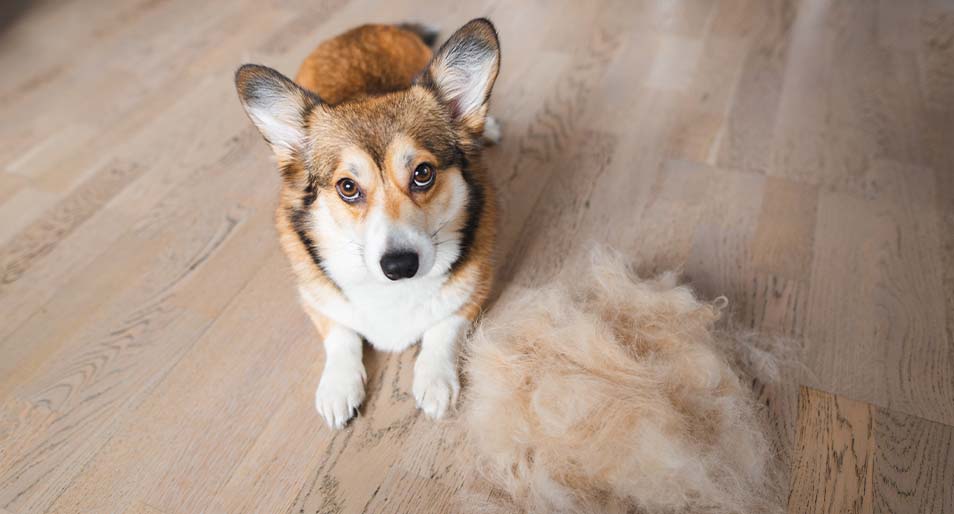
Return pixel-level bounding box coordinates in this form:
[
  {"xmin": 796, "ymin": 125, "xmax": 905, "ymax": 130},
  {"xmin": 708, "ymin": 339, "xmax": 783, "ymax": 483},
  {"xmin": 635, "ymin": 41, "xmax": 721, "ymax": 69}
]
[{"xmin": 295, "ymin": 24, "xmax": 436, "ymax": 104}]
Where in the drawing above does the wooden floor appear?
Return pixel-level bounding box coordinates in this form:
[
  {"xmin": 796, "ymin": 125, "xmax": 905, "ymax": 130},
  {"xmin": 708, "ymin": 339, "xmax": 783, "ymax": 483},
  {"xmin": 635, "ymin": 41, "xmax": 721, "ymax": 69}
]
[{"xmin": 0, "ymin": 0, "xmax": 952, "ymax": 512}]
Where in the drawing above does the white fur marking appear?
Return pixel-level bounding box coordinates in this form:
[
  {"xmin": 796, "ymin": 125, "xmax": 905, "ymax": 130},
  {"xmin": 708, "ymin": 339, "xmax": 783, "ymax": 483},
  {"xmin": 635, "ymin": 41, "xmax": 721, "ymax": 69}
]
[
  {"xmin": 244, "ymin": 89, "xmax": 306, "ymax": 159},
  {"xmin": 413, "ymin": 315, "xmax": 466, "ymax": 419},
  {"xmin": 483, "ymin": 115, "xmax": 501, "ymax": 144},
  {"xmin": 432, "ymin": 39, "xmax": 497, "ymax": 121},
  {"xmin": 314, "ymin": 324, "xmax": 366, "ymax": 429}
]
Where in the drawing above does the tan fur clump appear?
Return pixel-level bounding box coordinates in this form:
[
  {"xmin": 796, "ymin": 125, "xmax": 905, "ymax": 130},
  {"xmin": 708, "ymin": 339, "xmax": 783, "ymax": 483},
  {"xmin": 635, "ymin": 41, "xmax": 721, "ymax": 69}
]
[{"xmin": 460, "ymin": 251, "xmax": 783, "ymax": 514}]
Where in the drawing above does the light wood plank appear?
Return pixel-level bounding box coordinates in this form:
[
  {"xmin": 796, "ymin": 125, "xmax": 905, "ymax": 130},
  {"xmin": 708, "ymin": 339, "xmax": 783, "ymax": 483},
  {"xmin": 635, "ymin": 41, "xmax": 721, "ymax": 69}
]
[
  {"xmin": 789, "ymin": 387, "xmax": 876, "ymax": 514},
  {"xmin": 752, "ymin": 176, "xmax": 818, "ymax": 280},
  {"xmin": 715, "ymin": 0, "xmax": 792, "ymax": 174},
  {"xmin": 0, "ymin": 1, "xmax": 952, "ymax": 512},
  {"xmin": 789, "ymin": 388, "xmax": 954, "ymax": 514},
  {"xmin": 804, "ymin": 160, "xmax": 952, "ymax": 425},
  {"xmin": 871, "ymin": 405, "xmax": 954, "ymax": 513}
]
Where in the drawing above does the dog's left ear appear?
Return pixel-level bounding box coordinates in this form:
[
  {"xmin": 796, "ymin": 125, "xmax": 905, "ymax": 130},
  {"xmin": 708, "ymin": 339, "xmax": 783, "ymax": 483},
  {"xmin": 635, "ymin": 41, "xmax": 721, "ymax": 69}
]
[{"xmin": 420, "ymin": 18, "xmax": 500, "ymax": 134}]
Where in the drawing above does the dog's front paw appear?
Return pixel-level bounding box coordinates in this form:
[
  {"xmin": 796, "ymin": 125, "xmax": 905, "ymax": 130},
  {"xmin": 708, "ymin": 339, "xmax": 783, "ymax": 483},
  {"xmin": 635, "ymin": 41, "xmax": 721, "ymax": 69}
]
[
  {"xmin": 413, "ymin": 358, "xmax": 460, "ymax": 420},
  {"xmin": 315, "ymin": 366, "xmax": 366, "ymax": 429}
]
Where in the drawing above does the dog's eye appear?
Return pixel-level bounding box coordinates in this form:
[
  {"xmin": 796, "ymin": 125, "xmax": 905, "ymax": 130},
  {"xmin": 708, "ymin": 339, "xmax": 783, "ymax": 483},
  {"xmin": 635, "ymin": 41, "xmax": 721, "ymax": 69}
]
[
  {"xmin": 412, "ymin": 163, "xmax": 436, "ymax": 190},
  {"xmin": 336, "ymin": 178, "xmax": 361, "ymax": 202}
]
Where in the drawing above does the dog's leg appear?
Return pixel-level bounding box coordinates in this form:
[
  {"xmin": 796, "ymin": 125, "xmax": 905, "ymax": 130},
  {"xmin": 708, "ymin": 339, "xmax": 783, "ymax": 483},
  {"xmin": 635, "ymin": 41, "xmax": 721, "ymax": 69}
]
[
  {"xmin": 304, "ymin": 303, "xmax": 365, "ymax": 429},
  {"xmin": 413, "ymin": 314, "xmax": 465, "ymax": 419}
]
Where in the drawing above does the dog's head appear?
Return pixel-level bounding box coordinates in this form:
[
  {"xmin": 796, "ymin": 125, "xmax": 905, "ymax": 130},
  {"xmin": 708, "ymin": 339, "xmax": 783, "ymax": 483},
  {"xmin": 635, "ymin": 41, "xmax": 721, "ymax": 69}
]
[{"xmin": 235, "ymin": 19, "xmax": 499, "ymax": 285}]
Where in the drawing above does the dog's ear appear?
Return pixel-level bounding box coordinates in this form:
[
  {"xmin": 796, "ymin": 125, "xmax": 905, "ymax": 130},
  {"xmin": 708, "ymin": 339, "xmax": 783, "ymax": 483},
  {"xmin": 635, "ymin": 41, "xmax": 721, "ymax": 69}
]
[
  {"xmin": 420, "ymin": 18, "xmax": 500, "ymax": 134},
  {"xmin": 235, "ymin": 64, "xmax": 318, "ymax": 162}
]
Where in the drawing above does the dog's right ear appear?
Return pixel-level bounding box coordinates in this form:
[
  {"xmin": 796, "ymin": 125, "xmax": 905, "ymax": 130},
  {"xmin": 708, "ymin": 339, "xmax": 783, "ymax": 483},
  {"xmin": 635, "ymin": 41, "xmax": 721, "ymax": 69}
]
[
  {"xmin": 419, "ymin": 18, "xmax": 500, "ymax": 135},
  {"xmin": 234, "ymin": 64, "xmax": 318, "ymax": 162}
]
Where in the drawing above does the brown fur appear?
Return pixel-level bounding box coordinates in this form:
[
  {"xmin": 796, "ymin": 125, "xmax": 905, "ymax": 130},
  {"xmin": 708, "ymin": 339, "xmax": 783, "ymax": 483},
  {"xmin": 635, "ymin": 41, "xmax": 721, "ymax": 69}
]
[{"xmin": 296, "ymin": 24, "xmax": 433, "ymax": 105}]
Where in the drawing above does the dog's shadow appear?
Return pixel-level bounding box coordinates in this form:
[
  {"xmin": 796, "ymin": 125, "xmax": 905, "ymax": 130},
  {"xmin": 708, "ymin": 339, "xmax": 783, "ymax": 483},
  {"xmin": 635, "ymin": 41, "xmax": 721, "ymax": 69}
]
[{"xmin": 0, "ymin": 1, "xmax": 30, "ymax": 39}]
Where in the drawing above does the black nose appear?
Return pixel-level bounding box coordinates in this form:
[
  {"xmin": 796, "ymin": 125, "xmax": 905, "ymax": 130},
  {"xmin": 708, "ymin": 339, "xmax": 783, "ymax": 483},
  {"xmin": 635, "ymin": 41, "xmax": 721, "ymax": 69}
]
[{"xmin": 380, "ymin": 251, "xmax": 419, "ymax": 280}]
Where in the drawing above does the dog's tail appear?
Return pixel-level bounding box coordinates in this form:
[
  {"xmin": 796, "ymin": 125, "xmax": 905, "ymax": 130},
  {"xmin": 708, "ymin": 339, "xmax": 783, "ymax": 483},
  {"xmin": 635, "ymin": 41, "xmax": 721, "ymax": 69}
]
[{"xmin": 398, "ymin": 22, "xmax": 439, "ymax": 48}]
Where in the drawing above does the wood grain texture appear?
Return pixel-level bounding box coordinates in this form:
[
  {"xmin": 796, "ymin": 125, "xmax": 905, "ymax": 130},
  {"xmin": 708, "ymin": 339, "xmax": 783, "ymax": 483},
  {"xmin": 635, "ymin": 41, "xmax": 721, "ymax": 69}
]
[
  {"xmin": 871, "ymin": 404, "xmax": 954, "ymax": 513},
  {"xmin": 790, "ymin": 387, "xmax": 876, "ymax": 514},
  {"xmin": 789, "ymin": 388, "xmax": 954, "ymax": 514},
  {"xmin": 0, "ymin": 0, "xmax": 952, "ymax": 512},
  {"xmin": 751, "ymin": 177, "xmax": 818, "ymax": 280}
]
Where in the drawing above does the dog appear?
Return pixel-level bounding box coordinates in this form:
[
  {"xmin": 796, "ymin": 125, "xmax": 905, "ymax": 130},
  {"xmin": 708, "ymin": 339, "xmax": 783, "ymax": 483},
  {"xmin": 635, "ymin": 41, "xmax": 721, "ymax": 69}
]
[{"xmin": 234, "ymin": 19, "xmax": 500, "ymax": 429}]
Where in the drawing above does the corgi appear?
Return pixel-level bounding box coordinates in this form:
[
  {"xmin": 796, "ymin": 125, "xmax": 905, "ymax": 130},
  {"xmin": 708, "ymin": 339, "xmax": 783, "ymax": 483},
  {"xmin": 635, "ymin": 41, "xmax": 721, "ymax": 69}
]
[{"xmin": 234, "ymin": 19, "xmax": 500, "ymax": 429}]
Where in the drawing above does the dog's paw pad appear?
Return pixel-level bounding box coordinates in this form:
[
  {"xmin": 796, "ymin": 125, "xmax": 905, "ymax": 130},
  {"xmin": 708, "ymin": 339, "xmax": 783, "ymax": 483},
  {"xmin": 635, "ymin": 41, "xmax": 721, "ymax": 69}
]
[
  {"xmin": 483, "ymin": 115, "xmax": 502, "ymax": 145},
  {"xmin": 315, "ymin": 369, "xmax": 365, "ymax": 429},
  {"xmin": 413, "ymin": 366, "xmax": 459, "ymax": 420}
]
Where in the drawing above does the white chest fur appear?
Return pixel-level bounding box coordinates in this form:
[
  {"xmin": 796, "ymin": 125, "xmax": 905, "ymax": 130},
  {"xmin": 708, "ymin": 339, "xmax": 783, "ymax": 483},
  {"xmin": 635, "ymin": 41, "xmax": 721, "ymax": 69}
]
[{"xmin": 299, "ymin": 274, "xmax": 473, "ymax": 352}]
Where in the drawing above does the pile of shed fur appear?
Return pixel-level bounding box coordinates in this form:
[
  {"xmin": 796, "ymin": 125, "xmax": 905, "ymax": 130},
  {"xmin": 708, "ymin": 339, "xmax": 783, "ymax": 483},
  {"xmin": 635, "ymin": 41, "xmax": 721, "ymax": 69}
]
[{"xmin": 458, "ymin": 251, "xmax": 785, "ymax": 514}]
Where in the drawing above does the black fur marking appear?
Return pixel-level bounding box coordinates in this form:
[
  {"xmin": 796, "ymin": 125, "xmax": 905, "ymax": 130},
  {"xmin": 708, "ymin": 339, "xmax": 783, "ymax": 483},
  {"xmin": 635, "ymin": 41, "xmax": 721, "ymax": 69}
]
[
  {"xmin": 399, "ymin": 22, "xmax": 439, "ymax": 48},
  {"xmin": 449, "ymin": 151, "xmax": 484, "ymax": 273},
  {"xmin": 366, "ymin": 144, "xmax": 386, "ymax": 173},
  {"xmin": 299, "ymin": 95, "xmax": 317, "ymax": 123},
  {"xmin": 278, "ymin": 162, "xmax": 299, "ymax": 182},
  {"xmin": 302, "ymin": 176, "xmax": 318, "ymax": 207},
  {"xmin": 288, "ymin": 206, "xmax": 342, "ymax": 292}
]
